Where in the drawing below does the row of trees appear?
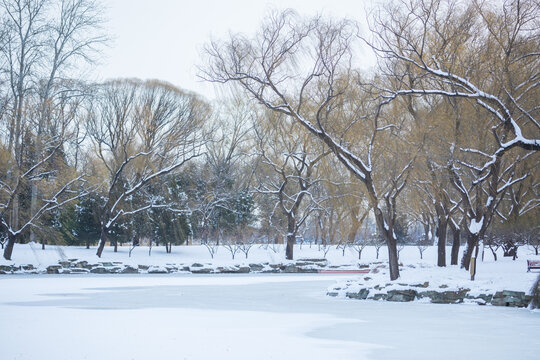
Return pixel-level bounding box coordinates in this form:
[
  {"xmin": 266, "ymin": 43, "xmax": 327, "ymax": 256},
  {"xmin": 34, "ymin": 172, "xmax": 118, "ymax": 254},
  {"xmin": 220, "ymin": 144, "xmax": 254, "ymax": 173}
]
[
  {"xmin": 202, "ymin": 0, "xmax": 539, "ymax": 280},
  {"xmin": 1, "ymin": 0, "xmax": 538, "ymax": 281}
]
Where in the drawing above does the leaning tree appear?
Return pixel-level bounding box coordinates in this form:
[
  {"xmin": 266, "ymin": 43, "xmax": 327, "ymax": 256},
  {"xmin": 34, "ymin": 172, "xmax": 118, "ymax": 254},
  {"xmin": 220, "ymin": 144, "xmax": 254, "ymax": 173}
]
[{"xmin": 202, "ymin": 11, "xmax": 419, "ymax": 280}]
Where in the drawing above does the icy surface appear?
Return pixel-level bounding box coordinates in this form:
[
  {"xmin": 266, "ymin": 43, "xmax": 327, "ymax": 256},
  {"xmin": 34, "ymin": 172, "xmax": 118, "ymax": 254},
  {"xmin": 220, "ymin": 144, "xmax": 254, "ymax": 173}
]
[{"xmin": 0, "ymin": 274, "xmax": 539, "ymax": 360}]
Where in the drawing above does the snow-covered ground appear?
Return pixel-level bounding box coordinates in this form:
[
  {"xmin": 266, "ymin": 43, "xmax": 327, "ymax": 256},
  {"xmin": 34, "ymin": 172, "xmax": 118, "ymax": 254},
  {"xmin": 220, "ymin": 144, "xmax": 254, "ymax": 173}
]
[
  {"xmin": 1, "ymin": 243, "xmax": 539, "ymax": 294},
  {"xmin": 0, "ymin": 274, "xmax": 539, "ymax": 360},
  {"xmin": 1, "ymin": 241, "xmax": 539, "ymax": 268}
]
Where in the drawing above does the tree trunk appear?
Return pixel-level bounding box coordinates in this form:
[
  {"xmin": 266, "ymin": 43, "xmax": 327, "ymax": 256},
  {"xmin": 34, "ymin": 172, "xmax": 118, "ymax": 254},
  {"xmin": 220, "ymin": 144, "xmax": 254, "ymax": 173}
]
[
  {"xmin": 285, "ymin": 215, "xmax": 296, "ymax": 260},
  {"xmin": 96, "ymin": 227, "xmax": 108, "ymax": 258},
  {"xmin": 490, "ymin": 247, "xmax": 497, "ymax": 261},
  {"xmin": 372, "ymin": 207, "xmax": 400, "ymax": 280},
  {"xmin": 30, "ymin": 183, "xmax": 37, "ymax": 244},
  {"xmin": 86, "ymin": 238, "xmax": 90, "ymax": 250},
  {"xmin": 436, "ymin": 220, "xmax": 447, "ymax": 267},
  {"xmin": 461, "ymin": 232, "xmax": 479, "ymax": 270},
  {"xmin": 113, "ymin": 239, "xmax": 118, "ymax": 252},
  {"xmin": 387, "ymin": 238, "xmax": 399, "ymax": 281},
  {"xmin": 450, "ymin": 225, "xmax": 460, "ymax": 265},
  {"xmin": 314, "ymin": 216, "xmax": 320, "ymax": 246},
  {"xmin": 3, "ymin": 232, "xmax": 17, "ymax": 260},
  {"xmin": 286, "ymin": 234, "xmax": 295, "ymax": 260}
]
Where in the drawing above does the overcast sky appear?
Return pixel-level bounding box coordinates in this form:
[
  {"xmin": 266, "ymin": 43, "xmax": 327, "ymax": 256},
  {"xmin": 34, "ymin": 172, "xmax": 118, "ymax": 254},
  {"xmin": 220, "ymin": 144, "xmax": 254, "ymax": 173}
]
[{"xmin": 97, "ymin": 0, "xmax": 375, "ymax": 100}]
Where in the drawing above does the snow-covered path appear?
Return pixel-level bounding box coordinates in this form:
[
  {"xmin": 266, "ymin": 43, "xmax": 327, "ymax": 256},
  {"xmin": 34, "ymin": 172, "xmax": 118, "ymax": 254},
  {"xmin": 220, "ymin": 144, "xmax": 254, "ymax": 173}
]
[{"xmin": 1, "ymin": 274, "xmax": 539, "ymax": 360}]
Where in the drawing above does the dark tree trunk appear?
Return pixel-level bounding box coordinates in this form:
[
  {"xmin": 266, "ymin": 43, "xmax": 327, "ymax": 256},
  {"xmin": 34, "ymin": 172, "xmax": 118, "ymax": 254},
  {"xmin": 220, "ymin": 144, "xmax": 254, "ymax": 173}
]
[
  {"xmin": 436, "ymin": 220, "xmax": 447, "ymax": 267},
  {"xmin": 285, "ymin": 215, "xmax": 296, "ymax": 260},
  {"xmin": 3, "ymin": 232, "xmax": 17, "ymax": 260},
  {"xmin": 373, "ymin": 208, "xmax": 399, "ymax": 280},
  {"xmin": 113, "ymin": 239, "xmax": 118, "ymax": 253},
  {"xmin": 96, "ymin": 227, "xmax": 108, "ymax": 258},
  {"xmin": 387, "ymin": 238, "xmax": 399, "ymax": 281},
  {"xmin": 86, "ymin": 238, "xmax": 90, "ymax": 249},
  {"xmin": 314, "ymin": 217, "xmax": 320, "ymax": 246},
  {"xmin": 450, "ymin": 224, "xmax": 460, "ymax": 265},
  {"xmin": 286, "ymin": 234, "xmax": 295, "ymax": 260},
  {"xmin": 41, "ymin": 237, "xmax": 45, "ymax": 250},
  {"xmin": 461, "ymin": 233, "xmax": 479, "ymax": 270},
  {"xmin": 489, "ymin": 247, "xmax": 497, "ymax": 261}
]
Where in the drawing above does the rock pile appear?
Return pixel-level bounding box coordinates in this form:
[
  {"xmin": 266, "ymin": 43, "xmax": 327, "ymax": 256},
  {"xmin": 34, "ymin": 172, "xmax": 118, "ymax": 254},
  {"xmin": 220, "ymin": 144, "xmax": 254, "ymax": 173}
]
[
  {"xmin": 328, "ymin": 281, "xmax": 533, "ymax": 308},
  {"xmin": 0, "ymin": 258, "xmax": 358, "ymax": 275}
]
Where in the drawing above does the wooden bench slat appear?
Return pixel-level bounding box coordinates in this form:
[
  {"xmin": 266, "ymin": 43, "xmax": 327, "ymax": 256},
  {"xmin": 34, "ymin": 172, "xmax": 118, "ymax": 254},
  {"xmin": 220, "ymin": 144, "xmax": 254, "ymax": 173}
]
[{"xmin": 527, "ymin": 260, "xmax": 540, "ymax": 271}]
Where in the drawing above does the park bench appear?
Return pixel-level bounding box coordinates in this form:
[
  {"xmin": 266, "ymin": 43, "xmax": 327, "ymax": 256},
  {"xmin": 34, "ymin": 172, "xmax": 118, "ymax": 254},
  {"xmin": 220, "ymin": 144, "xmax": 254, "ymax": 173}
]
[{"xmin": 527, "ymin": 260, "xmax": 540, "ymax": 272}]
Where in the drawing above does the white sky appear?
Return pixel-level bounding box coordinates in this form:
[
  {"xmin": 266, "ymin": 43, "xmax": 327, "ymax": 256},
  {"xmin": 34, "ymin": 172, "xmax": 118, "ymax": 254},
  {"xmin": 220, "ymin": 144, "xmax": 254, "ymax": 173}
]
[{"xmin": 97, "ymin": 0, "xmax": 375, "ymax": 100}]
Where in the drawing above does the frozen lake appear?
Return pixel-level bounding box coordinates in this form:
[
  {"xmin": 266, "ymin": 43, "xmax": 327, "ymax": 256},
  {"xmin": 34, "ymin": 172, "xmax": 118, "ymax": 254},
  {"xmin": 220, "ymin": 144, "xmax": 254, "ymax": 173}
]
[{"xmin": 1, "ymin": 274, "xmax": 539, "ymax": 359}]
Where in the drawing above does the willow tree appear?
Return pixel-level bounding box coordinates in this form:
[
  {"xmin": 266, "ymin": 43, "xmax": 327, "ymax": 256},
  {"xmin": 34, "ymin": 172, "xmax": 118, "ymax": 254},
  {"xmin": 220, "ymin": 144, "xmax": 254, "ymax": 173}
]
[
  {"xmin": 202, "ymin": 11, "xmax": 418, "ymax": 280},
  {"xmin": 367, "ymin": 0, "xmax": 539, "ymax": 269}
]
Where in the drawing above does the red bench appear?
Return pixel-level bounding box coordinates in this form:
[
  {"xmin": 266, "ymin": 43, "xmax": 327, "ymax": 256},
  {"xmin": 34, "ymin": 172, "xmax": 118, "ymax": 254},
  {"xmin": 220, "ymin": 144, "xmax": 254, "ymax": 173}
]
[
  {"xmin": 527, "ymin": 260, "xmax": 540, "ymax": 272},
  {"xmin": 319, "ymin": 269, "xmax": 370, "ymax": 274}
]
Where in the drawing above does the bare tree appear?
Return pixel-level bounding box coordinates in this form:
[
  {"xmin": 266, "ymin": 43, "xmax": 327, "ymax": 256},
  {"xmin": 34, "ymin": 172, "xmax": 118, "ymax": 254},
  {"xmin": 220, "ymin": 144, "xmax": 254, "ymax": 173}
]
[
  {"xmin": 203, "ymin": 237, "xmax": 219, "ymax": 259},
  {"xmin": 254, "ymin": 110, "xmax": 328, "ymax": 260},
  {"xmin": 202, "ymin": 11, "xmax": 419, "ymax": 280},
  {"xmin": 222, "ymin": 233, "xmax": 240, "ymax": 260},
  {"xmin": 320, "ymin": 242, "xmax": 331, "ymax": 259},
  {"xmin": 351, "ymin": 237, "xmax": 367, "ymax": 260},
  {"xmin": 484, "ymin": 232, "xmax": 502, "ymax": 261},
  {"xmin": 238, "ymin": 236, "xmax": 255, "ymax": 259},
  {"xmin": 370, "ymin": 236, "xmax": 385, "ymax": 260},
  {"xmin": 416, "ymin": 243, "xmax": 428, "ymax": 260},
  {"xmin": 86, "ymin": 79, "xmax": 208, "ymax": 258},
  {"xmin": 28, "ymin": 0, "xmax": 107, "ymax": 245},
  {"xmin": 529, "ymin": 230, "xmax": 540, "ymax": 256}
]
